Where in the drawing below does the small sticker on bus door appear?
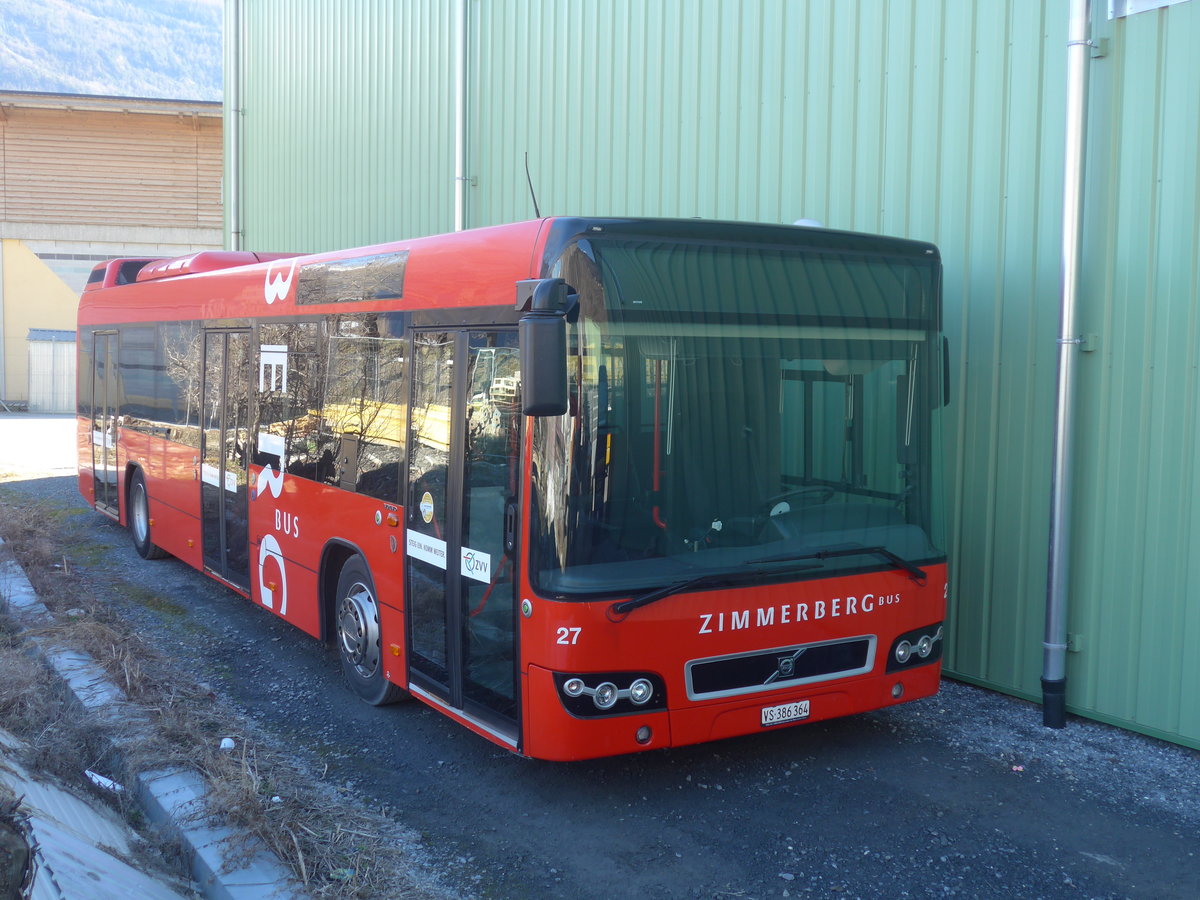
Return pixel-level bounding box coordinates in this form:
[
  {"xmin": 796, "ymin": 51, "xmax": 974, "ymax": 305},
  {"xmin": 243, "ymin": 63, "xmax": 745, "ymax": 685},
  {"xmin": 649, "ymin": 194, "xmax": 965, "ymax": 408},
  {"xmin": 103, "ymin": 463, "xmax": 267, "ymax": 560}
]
[
  {"xmin": 461, "ymin": 547, "xmax": 491, "ymax": 583},
  {"xmin": 406, "ymin": 531, "xmax": 448, "ymax": 569},
  {"xmin": 202, "ymin": 465, "xmax": 238, "ymax": 493}
]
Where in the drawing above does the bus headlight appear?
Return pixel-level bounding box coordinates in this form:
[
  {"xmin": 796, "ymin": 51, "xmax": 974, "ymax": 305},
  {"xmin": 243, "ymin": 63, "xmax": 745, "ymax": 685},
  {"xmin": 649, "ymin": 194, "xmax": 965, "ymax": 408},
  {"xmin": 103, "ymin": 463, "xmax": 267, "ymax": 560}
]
[
  {"xmin": 886, "ymin": 624, "xmax": 944, "ymax": 673},
  {"xmin": 553, "ymin": 671, "xmax": 667, "ymax": 717},
  {"xmin": 593, "ymin": 682, "xmax": 619, "ymax": 710},
  {"xmin": 629, "ymin": 678, "xmax": 654, "ymax": 705}
]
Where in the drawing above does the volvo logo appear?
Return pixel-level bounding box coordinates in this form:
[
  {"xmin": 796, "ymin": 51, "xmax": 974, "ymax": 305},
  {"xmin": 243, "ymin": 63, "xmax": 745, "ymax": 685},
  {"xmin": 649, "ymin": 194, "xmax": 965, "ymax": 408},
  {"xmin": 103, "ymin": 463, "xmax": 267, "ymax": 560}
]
[{"xmin": 764, "ymin": 648, "xmax": 806, "ymax": 684}]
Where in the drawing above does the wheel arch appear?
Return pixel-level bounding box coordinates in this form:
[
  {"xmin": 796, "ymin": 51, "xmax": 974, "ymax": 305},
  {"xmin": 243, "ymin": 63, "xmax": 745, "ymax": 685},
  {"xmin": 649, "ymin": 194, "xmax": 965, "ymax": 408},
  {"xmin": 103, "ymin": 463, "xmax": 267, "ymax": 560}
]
[
  {"xmin": 124, "ymin": 462, "xmax": 167, "ymax": 560},
  {"xmin": 122, "ymin": 460, "xmax": 143, "ymax": 525},
  {"xmin": 318, "ymin": 539, "xmax": 366, "ymax": 644}
]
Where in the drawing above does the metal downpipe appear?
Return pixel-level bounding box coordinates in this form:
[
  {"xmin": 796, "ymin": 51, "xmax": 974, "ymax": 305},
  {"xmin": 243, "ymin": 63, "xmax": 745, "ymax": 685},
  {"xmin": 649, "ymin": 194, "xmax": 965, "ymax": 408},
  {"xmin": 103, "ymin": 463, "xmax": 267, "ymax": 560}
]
[
  {"xmin": 226, "ymin": 0, "xmax": 242, "ymax": 250},
  {"xmin": 1043, "ymin": 0, "xmax": 1092, "ymax": 729},
  {"xmin": 453, "ymin": 0, "xmax": 467, "ymax": 232}
]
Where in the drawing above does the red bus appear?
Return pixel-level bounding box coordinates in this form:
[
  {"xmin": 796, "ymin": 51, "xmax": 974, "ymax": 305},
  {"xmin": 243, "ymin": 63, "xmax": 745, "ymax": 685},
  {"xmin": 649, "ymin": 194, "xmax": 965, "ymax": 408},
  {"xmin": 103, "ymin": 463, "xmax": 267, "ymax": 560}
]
[{"xmin": 77, "ymin": 218, "xmax": 947, "ymax": 761}]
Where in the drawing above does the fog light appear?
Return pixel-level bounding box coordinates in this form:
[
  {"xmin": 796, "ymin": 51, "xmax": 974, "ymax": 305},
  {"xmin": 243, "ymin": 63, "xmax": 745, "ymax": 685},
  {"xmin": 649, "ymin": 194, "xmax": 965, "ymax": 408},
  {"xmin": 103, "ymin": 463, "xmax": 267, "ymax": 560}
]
[
  {"xmin": 563, "ymin": 677, "xmax": 586, "ymax": 697},
  {"xmin": 629, "ymin": 678, "xmax": 653, "ymax": 705},
  {"xmin": 895, "ymin": 640, "xmax": 912, "ymax": 664},
  {"xmin": 892, "ymin": 682, "xmax": 905, "ymax": 699},
  {"xmin": 635, "ymin": 725, "xmax": 652, "ymax": 745},
  {"xmin": 916, "ymin": 635, "xmax": 933, "ymax": 658},
  {"xmin": 593, "ymin": 682, "xmax": 619, "ymax": 710}
]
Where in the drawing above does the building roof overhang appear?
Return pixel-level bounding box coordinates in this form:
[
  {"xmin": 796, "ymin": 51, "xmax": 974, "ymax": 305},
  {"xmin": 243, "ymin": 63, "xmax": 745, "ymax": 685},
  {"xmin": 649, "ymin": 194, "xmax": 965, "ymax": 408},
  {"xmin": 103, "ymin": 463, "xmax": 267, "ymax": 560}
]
[{"xmin": 0, "ymin": 90, "xmax": 221, "ymax": 119}]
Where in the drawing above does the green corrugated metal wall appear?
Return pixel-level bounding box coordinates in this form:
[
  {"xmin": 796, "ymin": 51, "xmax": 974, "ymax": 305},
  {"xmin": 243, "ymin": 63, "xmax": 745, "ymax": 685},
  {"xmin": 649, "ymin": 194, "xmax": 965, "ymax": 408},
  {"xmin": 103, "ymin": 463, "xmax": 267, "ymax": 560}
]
[
  {"xmin": 227, "ymin": 0, "xmax": 1200, "ymax": 749},
  {"xmin": 230, "ymin": 0, "xmax": 457, "ymax": 251},
  {"xmin": 1071, "ymin": 3, "xmax": 1200, "ymax": 745}
]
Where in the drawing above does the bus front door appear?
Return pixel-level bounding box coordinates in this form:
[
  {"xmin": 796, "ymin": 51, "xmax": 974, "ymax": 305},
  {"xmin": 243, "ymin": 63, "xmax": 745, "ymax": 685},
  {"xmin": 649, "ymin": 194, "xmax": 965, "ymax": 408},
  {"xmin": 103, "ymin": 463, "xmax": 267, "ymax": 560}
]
[
  {"xmin": 407, "ymin": 330, "xmax": 520, "ymax": 743},
  {"xmin": 200, "ymin": 330, "xmax": 252, "ymax": 590},
  {"xmin": 91, "ymin": 331, "xmax": 119, "ymax": 515}
]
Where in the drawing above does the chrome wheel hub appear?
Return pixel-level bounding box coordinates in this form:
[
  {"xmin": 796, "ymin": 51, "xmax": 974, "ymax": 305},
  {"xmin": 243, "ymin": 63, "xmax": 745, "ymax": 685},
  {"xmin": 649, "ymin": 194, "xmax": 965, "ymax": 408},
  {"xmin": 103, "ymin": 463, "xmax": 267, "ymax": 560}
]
[{"xmin": 338, "ymin": 582, "xmax": 381, "ymax": 678}]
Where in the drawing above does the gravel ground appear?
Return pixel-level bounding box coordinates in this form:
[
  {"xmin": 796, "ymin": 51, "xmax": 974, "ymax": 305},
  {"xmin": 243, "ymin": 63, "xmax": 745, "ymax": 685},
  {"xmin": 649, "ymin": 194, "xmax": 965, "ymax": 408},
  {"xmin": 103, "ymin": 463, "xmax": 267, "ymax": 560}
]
[{"xmin": 3, "ymin": 414, "xmax": 1199, "ymax": 900}]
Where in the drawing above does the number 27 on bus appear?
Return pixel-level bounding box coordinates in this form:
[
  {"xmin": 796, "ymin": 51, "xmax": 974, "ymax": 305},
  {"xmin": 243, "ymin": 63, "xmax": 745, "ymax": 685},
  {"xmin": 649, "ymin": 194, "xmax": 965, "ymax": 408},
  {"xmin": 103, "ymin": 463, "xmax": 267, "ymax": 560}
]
[{"xmin": 78, "ymin": 217, "xmax": 949, "ymax": 761}]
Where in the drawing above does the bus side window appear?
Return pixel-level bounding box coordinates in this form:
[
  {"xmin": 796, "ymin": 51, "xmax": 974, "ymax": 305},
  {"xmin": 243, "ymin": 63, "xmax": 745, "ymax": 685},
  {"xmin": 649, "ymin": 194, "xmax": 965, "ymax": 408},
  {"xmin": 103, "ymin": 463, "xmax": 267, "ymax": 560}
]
[
  {"xmin": 162, "ymin": 322, "xmax": 202, "ymax": 448},
  {"xmin": 257, "ymin": 321, "xmax": 327, "ymax": 479},
  {"xmin": 322, "ymin": 315, "xmax": 407, "ymax": 502}
]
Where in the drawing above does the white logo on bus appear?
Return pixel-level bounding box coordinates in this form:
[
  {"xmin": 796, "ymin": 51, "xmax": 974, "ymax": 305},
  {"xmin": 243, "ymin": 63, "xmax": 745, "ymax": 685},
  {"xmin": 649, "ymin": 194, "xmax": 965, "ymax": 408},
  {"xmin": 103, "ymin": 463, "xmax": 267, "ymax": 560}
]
[
  {"xmin": 258, "ymin": 533, "xmax": 288, "ymax": 615},
  {"xmin": 255, "ymin": 428, "xmax": 288, "ymax": 616},
  {"xmin": 263, "ymin": 259, "xmax": 297, "ymax": 305}
]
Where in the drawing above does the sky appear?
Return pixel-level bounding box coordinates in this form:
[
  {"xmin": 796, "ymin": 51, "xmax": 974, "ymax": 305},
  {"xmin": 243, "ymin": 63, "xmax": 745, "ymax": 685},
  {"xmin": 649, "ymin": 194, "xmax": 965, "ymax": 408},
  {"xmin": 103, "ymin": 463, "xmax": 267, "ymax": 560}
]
[{"xmin": 0, "ymin": 0, "xmax": 222, "ymax": 101}]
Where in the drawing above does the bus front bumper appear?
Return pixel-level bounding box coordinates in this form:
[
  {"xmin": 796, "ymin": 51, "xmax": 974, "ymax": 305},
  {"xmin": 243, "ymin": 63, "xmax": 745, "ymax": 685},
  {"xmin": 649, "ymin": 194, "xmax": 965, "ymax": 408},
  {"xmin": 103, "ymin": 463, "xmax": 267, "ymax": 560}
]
[{"xmin": 523, "ymin": 661, "xmax": 941, "ymax": 762}]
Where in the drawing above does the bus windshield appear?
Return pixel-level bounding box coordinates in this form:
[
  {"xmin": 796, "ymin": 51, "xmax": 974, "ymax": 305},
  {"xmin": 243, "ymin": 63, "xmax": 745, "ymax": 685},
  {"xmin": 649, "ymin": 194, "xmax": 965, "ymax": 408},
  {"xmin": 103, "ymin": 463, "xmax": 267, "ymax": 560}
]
[{"xmin": 531, "ymin": 234, "xmax": 946, "ymax": 598}]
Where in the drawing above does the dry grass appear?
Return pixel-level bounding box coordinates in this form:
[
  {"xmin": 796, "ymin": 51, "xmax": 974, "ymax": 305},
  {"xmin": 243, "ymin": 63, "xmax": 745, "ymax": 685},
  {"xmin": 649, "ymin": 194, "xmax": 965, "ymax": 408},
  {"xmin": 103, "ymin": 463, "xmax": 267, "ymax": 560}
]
[
  {"xmin": 0, "ymin": 499, "xmax": 453, "ymax": 899},
  {"xmin": 0, "ymin": 608, "xmax": 122, "ymax": 784}
]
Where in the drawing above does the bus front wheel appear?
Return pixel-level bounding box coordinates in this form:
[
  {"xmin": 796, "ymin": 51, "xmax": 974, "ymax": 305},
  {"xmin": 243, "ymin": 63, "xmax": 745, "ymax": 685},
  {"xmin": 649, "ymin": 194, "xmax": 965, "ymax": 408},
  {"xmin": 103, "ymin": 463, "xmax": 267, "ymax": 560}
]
[
  {"xmin": 129, "ymin": 470, "xmax": 167, "ymax": 560},
  {"xmin": 334, "ymin": 555, "xmax": 407, "ymax": 705}
]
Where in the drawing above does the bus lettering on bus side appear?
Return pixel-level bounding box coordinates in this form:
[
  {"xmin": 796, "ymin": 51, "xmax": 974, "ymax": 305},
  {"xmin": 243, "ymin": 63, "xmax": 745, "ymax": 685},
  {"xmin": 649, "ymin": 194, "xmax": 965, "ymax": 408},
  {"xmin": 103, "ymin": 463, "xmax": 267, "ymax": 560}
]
[
  {"xmin": 275, "ymin": 509, "xmax": 300, "ymax": 539},
  {"xmin": 699, "ymin": 593, "xmax": 907, "ymax": 633}
]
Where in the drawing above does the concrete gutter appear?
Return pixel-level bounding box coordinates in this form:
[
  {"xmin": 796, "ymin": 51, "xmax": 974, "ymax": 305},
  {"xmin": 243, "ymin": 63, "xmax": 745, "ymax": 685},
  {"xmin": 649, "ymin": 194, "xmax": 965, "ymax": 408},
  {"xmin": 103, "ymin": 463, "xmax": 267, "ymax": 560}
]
[
  {"xmin": 0, "ymin": 539, "xmax": 304, "ymax": 900},
  {"xmin": 1, "ymin": 728, "xmax": 191, "ymax": 900}
]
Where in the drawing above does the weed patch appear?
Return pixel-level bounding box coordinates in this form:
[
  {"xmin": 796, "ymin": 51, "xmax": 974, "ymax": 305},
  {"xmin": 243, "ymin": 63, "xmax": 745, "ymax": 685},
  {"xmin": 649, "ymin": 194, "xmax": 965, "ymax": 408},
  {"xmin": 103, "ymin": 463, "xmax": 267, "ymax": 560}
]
[{"xmin": 0, "ymin": 500, "xmax": 452, "ymax": 899}]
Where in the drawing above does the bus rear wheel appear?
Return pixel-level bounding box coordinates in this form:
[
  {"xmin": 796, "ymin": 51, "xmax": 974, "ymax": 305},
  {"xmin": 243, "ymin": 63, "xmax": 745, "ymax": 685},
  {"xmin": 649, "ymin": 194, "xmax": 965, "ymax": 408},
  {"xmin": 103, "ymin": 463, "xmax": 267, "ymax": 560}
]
[
  {"xmin": 129, "ymin": 470, "xmax": 167, "ymax": 560},
  {"xmin": 335, "ymin": 555, "xmax": 406, "ymax": 705}
]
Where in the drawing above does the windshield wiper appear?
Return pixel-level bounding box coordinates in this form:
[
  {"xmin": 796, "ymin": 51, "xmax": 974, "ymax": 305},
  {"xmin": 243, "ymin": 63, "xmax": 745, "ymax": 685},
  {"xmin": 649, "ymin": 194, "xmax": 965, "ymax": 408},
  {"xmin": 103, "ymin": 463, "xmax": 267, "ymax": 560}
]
[
  {"xmin": 610, "ymin": 574, "xmax": 722, "ymax": 617},
  {"xmin": 747, "ymin": 545, "xmax": 927, "ymax": 582},
  {"xmin": 609, "ymin": 561, "xmax": 823, "ymax": 617}
]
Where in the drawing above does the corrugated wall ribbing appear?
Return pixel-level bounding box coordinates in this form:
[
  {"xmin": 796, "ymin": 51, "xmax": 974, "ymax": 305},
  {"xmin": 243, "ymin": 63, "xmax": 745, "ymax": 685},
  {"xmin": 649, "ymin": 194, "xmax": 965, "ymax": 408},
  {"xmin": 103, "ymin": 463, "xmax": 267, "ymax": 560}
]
[
  {"xmin": 237, "ymin": 0, "xmax": 456, "ymax": 252},
  {"xmin": 943, "ymin": 4, "xmax": 1065, "ymax": 697},
  {"xmin": 1070, "ymin": 2, "xmax": 1200, "ymax": 744},
  {"xmin": 468, "ymin": 0, "xmax": 1066, "ymax": 695}
]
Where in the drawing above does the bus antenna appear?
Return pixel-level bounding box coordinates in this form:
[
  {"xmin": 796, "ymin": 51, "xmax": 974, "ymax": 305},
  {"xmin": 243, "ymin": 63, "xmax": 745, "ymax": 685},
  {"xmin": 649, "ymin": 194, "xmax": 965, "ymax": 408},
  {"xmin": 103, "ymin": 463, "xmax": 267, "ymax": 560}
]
[{"xmin": 524, "ymin": 151, "xmax": 542, "ymax": 218}]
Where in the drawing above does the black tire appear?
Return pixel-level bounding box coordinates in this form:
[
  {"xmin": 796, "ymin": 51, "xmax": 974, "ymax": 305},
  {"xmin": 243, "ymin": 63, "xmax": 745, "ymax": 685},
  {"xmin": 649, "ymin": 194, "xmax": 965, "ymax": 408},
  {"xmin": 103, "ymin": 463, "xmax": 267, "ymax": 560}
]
[
  {"xmin": 128, "ymin": 470, "xmax": 168, "ymax": 560},
  {"xmin": 334, "ymin": 555, "xmax": 407, "ymax": 705}
]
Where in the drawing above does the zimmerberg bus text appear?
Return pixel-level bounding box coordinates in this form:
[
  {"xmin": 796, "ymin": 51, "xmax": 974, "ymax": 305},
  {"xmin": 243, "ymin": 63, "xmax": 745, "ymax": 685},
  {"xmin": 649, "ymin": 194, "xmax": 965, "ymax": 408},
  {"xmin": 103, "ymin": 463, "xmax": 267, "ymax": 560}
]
[{"xmin": 698, "ymin": 593, "xmax": 903, "ymax": 635}]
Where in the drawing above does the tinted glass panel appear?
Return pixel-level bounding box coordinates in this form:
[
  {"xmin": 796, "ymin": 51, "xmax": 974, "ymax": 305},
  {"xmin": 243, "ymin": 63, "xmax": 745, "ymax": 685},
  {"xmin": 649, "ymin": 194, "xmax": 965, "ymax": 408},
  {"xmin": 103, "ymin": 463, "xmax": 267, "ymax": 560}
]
[
  {"xmin": 297, "ymin": 251, "xmax": 408, "ymax": 305},
  {"xmin": 531, "ymin": 238, "xmax": 945, "ymax": 598}
]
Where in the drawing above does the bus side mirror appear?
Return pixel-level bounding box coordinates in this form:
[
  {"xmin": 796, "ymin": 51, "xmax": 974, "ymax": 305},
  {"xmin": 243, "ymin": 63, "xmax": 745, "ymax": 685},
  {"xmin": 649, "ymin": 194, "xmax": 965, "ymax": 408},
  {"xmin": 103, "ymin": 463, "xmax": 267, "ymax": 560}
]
[{"xmin": 518, "ymin": 278, "xmax": 577, "ymax": 417}]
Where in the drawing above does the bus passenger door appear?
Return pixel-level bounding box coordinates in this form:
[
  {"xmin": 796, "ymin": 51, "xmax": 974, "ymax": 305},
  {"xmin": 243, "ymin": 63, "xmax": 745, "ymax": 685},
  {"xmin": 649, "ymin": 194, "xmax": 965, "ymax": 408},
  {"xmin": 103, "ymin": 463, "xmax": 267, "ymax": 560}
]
[
  {"xmin": 91, "ymin": 331, "xmax": 119, "ymax": 515},
  {"xmin": 407, "ymin": 330, "xmax": 520, "ymax": 741},
  {"xmin": 200, "ymin": 330, "xmax": 252, "ymax": 589}
]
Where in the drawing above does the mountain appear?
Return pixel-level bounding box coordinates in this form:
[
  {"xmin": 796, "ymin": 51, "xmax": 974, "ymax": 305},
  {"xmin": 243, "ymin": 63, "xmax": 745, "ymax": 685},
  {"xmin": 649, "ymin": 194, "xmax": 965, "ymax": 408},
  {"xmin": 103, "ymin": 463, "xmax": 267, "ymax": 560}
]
[{"xmin": 0, "ymin": 0, "xmax": 221, "ymax": 101}]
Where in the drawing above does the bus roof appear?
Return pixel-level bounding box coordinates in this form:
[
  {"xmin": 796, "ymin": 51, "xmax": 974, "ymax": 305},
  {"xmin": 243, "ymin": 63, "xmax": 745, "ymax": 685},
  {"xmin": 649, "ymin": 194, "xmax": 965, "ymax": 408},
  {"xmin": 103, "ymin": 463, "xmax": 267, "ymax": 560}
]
[
  {"xmin": 135, "ymin": 251, "xmax": 301, "ymax": 283},
  {"xmin": 77, "ymin": 218, "xmax": 939, "ymax": 327}
]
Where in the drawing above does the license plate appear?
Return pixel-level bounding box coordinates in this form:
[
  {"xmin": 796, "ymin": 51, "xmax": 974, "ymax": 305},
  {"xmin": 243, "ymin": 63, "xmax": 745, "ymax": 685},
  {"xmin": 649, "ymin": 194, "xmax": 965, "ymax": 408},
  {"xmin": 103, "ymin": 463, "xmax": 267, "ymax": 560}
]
[{"xmin": 761, "ymin": 699, "xmax": 810, "ymax": 727}]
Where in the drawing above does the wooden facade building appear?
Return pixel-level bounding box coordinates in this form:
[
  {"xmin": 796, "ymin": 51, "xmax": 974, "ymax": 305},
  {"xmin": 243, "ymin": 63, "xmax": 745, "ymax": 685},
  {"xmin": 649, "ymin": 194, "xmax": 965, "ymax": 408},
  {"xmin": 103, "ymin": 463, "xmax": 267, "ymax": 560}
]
[{"xmin": 0, "ymin": 91, "xmax": 221, "ymax": 410}]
